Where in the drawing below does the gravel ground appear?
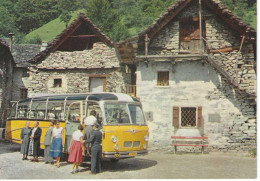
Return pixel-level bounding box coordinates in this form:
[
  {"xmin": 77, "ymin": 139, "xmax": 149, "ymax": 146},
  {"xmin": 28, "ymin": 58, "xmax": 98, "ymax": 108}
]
[{"xmin": 0, "ymin": 140, "xmax": 257, "ymax": 179}]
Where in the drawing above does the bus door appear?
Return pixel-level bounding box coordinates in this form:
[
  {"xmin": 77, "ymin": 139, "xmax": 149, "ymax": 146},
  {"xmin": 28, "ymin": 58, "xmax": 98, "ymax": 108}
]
[{"xmin": 65, "ymin": 101, "xmax": 83, "ymax": 152}]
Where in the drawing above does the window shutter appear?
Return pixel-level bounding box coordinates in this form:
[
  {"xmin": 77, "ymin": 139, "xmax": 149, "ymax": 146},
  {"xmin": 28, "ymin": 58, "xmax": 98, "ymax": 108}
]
[
  {"xmin": 197, "ymin": 106, "xmax": 202, "ymax": 127},
  {"xmin": 173, "ymin": 107, "xmax": 179, "ymax": 128}
]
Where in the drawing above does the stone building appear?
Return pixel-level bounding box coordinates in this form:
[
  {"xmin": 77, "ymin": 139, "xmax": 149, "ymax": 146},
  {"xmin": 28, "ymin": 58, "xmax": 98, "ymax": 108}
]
[
  {"xmin": 11, "ymin": 44, "xmax": 41, "ymax": 101},
  {"xmin": 116, "ymin": 0, "xmax": 256, "ymax": 152},
  {"xmin": 0, "ymin": 40, "xmax": 14, "ymax": 127},
  {"xmin": 27, "ymin": 13, "xmax": 130, "ymax": 97}
]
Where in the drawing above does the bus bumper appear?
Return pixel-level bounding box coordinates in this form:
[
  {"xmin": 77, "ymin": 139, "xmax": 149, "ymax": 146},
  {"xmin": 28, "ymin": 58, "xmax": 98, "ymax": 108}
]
[{"xmin": 103, "ymin": 150, "xmax": 148, "ymax": 159}]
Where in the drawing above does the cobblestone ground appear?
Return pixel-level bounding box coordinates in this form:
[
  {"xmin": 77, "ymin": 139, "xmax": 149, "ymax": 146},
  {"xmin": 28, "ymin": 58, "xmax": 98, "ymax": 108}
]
[{"xmin": 0, "ymin": 140, "xmax": 257, "ymax": 179}]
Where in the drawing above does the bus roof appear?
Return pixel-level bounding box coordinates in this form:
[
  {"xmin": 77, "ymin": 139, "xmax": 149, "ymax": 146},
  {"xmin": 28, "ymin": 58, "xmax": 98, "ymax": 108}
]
[{"xmin": 19, "ymin": 93, "xmax": 140, "ymax": 103}]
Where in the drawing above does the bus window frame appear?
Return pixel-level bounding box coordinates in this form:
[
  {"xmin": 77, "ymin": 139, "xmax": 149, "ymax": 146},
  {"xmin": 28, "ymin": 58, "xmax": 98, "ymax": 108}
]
[
  {"xmin": 66, "ymin": 101, "xmax": 83, "ymax": 124},
  {"xmin": 101, "ymin": 101, "xmax": 146, "ymax": 126}
]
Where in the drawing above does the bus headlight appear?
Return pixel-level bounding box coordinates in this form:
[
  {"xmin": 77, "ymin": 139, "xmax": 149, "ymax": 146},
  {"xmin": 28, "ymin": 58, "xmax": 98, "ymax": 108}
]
[
  {"xmin": 111, "ymin": 136, "xmax": 117, "ymax": 143},
  {"xmin": 143, "ymin": 144, "xmax": 147, "ymax": 149},
  {"xmin": 114, "ymin": 144, "xmax": 119, "ymax": 151},
  {"xmin": 144, "ymin": 135, "xmax": 149, "ymax": 142}
]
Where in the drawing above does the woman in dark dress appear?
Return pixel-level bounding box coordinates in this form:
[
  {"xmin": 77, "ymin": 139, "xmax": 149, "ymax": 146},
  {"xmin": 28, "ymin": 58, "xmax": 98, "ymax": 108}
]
[
  {"xmin": 29, "ymin": 121, "xmax": 42, "ymax": 162},
  {"xmin": 20, "ymin": 121, "xmax": 31, "ymax": 160}
]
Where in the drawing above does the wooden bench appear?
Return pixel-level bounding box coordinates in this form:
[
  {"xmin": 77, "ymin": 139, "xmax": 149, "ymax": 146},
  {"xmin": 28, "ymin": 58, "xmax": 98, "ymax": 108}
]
[{"xmin": 170, "ymin": 136, "xmax": 208, "ymax": 154}]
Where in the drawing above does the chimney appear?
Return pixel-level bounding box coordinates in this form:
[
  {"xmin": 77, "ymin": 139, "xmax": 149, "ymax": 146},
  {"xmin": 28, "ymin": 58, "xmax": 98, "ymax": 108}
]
[
  {"xmin": 40, "ymin": 41, "xmax": 48, "ymax": 51},
  {"xmin": 8, "ymin": 33, "xmax": 15, "ymax": 52}
]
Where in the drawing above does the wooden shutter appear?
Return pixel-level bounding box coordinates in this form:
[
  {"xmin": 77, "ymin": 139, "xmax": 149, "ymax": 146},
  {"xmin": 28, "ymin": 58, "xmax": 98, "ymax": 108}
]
[
  {"xmin": 173, "ymin": 107, "xmax": 179, "ymax": 128},
  {"xmin": 102, "ymin": 78, "xmax": 106, "ymax": 92},
  {"xmin": 197, "ymin": 106, "xmax": 202, "ymax": 127}
]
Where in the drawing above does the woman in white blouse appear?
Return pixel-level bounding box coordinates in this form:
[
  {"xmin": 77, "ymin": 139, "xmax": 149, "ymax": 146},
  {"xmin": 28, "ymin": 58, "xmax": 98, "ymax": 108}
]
[
  {"xmin": 49, "ymin": 121, "xmax": 64, "ymax": 168},
  {"xmin": 68, "ymin": 125, "xmax": 84, "ymax": 174}
]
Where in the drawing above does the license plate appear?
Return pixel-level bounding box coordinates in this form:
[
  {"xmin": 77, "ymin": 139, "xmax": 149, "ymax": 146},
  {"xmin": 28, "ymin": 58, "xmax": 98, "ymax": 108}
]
[
  {"xmin": 129, "ymin": 152, "xmax": 137, "ymax": 156},
  {"xmin": 114, "ymin": 153, "xmax": 120, "ymax": 158}
]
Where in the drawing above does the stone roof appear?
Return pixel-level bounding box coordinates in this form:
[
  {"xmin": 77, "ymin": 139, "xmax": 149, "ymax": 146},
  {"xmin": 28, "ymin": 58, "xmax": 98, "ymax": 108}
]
[
  {"xmin": 30, "ymin": 13, "xmax": 114, "ymax": 64},
  {"xmin": 12, "ymin": 44, "xmax": 41, "ymax": 67}
]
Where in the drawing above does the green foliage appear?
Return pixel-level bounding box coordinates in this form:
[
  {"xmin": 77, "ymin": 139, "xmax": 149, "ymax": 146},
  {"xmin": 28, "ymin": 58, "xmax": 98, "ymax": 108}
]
[
  {"xmin": 14, "ymin": 33, "xmax": 27, "ymax": 44},
  {"xmin": 0, "ymin": 6, "xmax": 16, "ymax": 37},
  {"xmin": 0, "ymin": 0, "xmax": 256, "ymax": 43},
  {"xmin": 25, "ymin": 11, "xmax": 79, "ymax": 43},
  {"xmin": 27, "ymin": 34, "xmax": 42, "ymax": 44},
  {"xmin": 13, "ymin": 0, "xmax": 60, "ymax": 34}
]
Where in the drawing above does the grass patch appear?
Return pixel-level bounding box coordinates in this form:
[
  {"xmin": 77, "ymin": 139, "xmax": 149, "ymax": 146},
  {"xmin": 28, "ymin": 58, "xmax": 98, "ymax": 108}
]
[{"xmin": 25, "ymin": 11, "xmax": 83, "ymax": 43}]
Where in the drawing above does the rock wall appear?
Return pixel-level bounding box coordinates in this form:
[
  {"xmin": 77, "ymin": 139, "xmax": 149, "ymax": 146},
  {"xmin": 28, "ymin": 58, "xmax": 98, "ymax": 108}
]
[
  {"xmin": 137, "ymin": 61, "xmax": 256, "ymax": 152},
  {"xmin": 134, "ymin": 1, "xmax": 256, "ymax": 152},
  {"xmin": 147, "ymin": 0, "xmax": 256, "ymax": 96},
  {"xmin": 27, "ymin": 42, "xmax": 130, "ymax": 96},
  {"xmin": 27, "ymin": 69, "xmax": 129, "ymax": 95},
  {"xmin": 36, "ymin": 42, "xmax": 120, "ymax": 69}
]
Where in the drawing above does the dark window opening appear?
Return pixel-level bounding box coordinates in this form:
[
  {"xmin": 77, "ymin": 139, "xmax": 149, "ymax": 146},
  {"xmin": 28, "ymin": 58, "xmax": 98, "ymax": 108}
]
[
  {"xmin": 157, "ymin": 71, "xmax": 169, "ymax": 86},
  {"xmin": 54, "ymin": 79, "xmax": 62, "ymax": 88},
  {"xmin": 20, "ymin": 88, "xmax": 28, "ymax": 100},
  {"xmin": 181, "ymin": 107, "xmax": 196, "ymax": 127},
  {"xmin": 237, "ymin": 64, "xmax": 243, "ymax": 68},
  {"xmin": 179, "ymin": 17, "xmax": 206, "ymax": 51},
  {"xmin": 22, "ymin": 69, "xmax": 29, "ymax": 77}
]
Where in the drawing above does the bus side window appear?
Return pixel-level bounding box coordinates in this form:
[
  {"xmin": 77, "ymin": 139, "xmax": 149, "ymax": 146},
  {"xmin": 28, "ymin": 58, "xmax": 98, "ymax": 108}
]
[
  {"xmin": 86, "ymin": 102, "xmax": 102, "ymax": 124},
  {"xmin": 31, "ymin": 101, "xmax": 47, "ymax": 119},
  {"xmin": 8, "ymin": 104, "xmax": 16, "ymax": 119},
  {"xmin": 68, "ymin": 102, "xmax": 81, "ymax": 122},
  {"xmin": 17, "ymin": 103, "xmax": 29, "ymax": 118},
  {"xmin": 47, "ymin": 102, "xmax": 65, "ymax": 120}
]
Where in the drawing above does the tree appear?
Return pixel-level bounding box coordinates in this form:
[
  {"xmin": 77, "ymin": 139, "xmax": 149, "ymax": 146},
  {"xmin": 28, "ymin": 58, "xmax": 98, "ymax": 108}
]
[
  {"xmin": 13, "ymin": 0, "xmax": 60, "ymax": 34},
  {"xmin": 0, "ymin": 6, "xmax": 17, "ymax": 37}
]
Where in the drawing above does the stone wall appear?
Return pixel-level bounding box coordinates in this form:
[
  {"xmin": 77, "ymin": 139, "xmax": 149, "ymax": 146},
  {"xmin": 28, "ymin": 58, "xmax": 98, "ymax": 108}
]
[
  {"xmin": 136, "ymin": 61, "xmax": 256, "ymax": 152},
  {"xmin": 11, "ymin": 67, "xmax": 30, "ymax": 101},
  {"xmin": 27, "ymin": 42, "xmax": 130, "ymax": 96},
  {"xmin": 36, "ymin": 42, "xmax": 120, "ymax": 69},
  {"xmin": 27, "ymin": 69, "xmax": 129, "ymax": 96},
  {"xmin": 146, "ymin": 0, "xmax": 256, "ymax": 96}
]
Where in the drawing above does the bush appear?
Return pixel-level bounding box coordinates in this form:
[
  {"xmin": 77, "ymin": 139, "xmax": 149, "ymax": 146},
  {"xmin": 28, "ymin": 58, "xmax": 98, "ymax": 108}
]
[{"xmin": 27, "ymin": 35, "xmax": 42, "ymax": 44}]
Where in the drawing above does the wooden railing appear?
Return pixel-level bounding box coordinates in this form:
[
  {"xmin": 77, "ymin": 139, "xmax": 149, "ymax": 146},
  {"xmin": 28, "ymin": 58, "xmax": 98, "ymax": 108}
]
[{"xmin": 125, "ymin": 85, "xmax": 136, "ymax": 97}]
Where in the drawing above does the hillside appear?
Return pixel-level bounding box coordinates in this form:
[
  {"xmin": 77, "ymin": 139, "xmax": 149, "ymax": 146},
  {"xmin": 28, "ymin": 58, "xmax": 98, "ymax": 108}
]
[
  {"xmin": 0, "ymin": 0, "xmax": 256, "ymax": 44},
  {"xmin": 25, "ymin": 11, "xmax": 80, "ymax": 43}
]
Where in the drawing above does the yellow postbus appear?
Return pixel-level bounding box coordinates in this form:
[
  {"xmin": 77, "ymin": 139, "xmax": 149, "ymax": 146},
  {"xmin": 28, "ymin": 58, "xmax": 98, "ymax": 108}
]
[{"xmin": 5, "ymin": 93, "xmax": 148, "ymax": 160}]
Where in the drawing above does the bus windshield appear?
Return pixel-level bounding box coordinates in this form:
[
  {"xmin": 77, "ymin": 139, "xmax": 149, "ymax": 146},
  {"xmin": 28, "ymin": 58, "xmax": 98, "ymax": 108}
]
[{"xmin": 104, "ymin": 103, "xmax": 145, "ymax": 125}]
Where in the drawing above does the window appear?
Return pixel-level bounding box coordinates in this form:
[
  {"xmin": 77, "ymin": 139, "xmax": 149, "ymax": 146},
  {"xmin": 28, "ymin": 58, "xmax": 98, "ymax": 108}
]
[
  {"xmin": 179, "ymin": 17, "xmax": 205, "ymax": 51},
  {"xmin": 105, "ymin": 103, "xmax": 130, "ymax": 124},
  {"xmin": 47, "ymin": 101, "xmax": 65, "ymax": 120},
  {"xmin": 30, "ymin": 101, "xmax": 47, "ymax": 119},
  {"xmin": 129, "ymin": 105, "xmax": 145, "ymax": 125},
  {"xmin": 157, "ymin": 71, "xmax": 169, "ymax": 86},
  {"xmin": 181, "ymin": 107, "xmax": 197, "ymax": 127},
  {"xmin": 68, "ymin": 102, "xmax": 81, "ymax": 122},
  {"xmin": 17, "ymin": 101, "xmax": 30, "ymax": 118},
  {"xmin": 54, "ymin": 79, "xmax": 62, "ymax": 88},
  {"xmin": 172, "ymin": 106, "xmax": 202, "ymax": 128},
  {"xmin": 89, "ymin": 77, "xmax": 106, "ymax": 92},
  {"xmin": 20, "ymin": 88, "xmax": 28, "ymax": 99}
]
